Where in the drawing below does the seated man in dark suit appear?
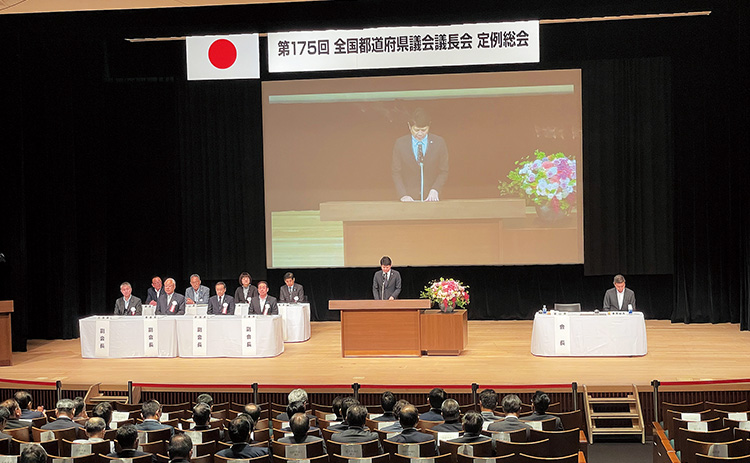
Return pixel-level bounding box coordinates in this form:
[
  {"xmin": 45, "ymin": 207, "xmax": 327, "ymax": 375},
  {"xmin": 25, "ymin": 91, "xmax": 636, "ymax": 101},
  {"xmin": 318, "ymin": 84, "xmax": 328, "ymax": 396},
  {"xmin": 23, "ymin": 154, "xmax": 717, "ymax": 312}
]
[
  {"xmin": 168, "ymin": 434, "xmax": 193, "ymax": 463},
  {"xmin": 330, "ymin": 404, "xmax": 382, "ymax": 452},
  {"xmin": 114, "ymin": 281, "xmax": 143, "ymax": 315},
  {"xmin": 389, "ymin": 405, "xmax": 434, "ymax": 445},
  {"xmin": 191, "ymin": 403, "xmax": 212, "ymax": 430},
  {"xmin": 72, "ymin": 417, "xmax": 115, "ymax": 453},
  {"xmin": 372, "ymin": 391, "xmax": 397, "ymax": 422},
  {"xmin": 602, "ymin": 274, "xmax": 636, "ymax": 311},
  {"xmin": 250, "ymin": 281, "xmax": 279, "ymax": 315},
  {"xmin": 217, "ymin": 416, "xmax": 269, "ymax": 458},
  {"xmin": 447, "ymin": 412, "xmax": 491, "ymax": 444},
  {"xmin": 0, "ymin": 405, "xmax": 14, "ymax": 440},
  {"xmin": 281, "ymin": 401, "xmax": 320, "ymax": 436},
  {"xmin": 241, "ymin": 403, "xmax": 261, "ymax": 424},
  {"xmin": 135, "ymin": 400, "xmax": 175, "ymax": 436},
  {"xmin": 419, "ymin": 388, "xmax": 446, "ymax": 422},
  {"xmin": 276, "ymin": 388, "xmax": 308, "ymax": 421},
  {"xmin": 41, "ymin": 399, "xmax": 84, "ymax": 430},
  {"xmin": 107, "ymin": 424, "xmax": 150, "ymax": 459},
  {"xmin": 279, "ymin": 412, "xmax": 326, "ymax": 453},
  {"xmin": 14, "ymin": 391, "xmax": 45, "ymax": 420},
  {"xmin": 157, "ymin": 278, "xmax": 186, "ymax": 315},
  {"xmin": 328, "ymin": 397, "xmax": 358, "ymax": 431},
  {"xmin": 487, "ymin": 395, "xmax": 531, "ymax": 434},
  {"xmin": 146, "ymin": 276, "xmax": 163, "ymax": 306},
  {"xmin": 92, "ymin": 402, "xmax": 113, "ymax": 430},
  {"xmin": 279, "ymin": 272, "xmax": 305, "ymax": 303},
  {"xmin": 520, "ymin": 391, "xmax": 563, "ymax": 431},
  {"xmin": 432, "ymin": 399, "xmax": 463, "ymax": 432},
  {"xmin": 20, "ymin": 444, "xmax": 47, "ymax": 463},
  {"xmin": 0, "ymin": 399, "xmax": 29, "ymax": 430},
  {"xmin": 208, "ymin": 281, "xmax": 235, "ymax": 315},
  {"xmin": 478, "ymin": 389, "xmax": 504, "ymax": 422},
  {"xmin": 381, "ymin": 400, "xmax": 409, "ymax": 433}
]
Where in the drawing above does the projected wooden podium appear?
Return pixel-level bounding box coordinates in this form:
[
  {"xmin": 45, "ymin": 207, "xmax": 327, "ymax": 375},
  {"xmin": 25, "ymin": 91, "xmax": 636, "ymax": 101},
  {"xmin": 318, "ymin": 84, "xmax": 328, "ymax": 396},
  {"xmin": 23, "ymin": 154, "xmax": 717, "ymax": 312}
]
[
  {"xmin": 0, "ymin": 300, "xmax": 14, "ymax": 366},
  {"xmin": 319, "ymin": 199, "xmax": 527, "ymax": 266},
  {"xmin": 330, "ymin": 299, "xmax": 430, "ymax": 357}
]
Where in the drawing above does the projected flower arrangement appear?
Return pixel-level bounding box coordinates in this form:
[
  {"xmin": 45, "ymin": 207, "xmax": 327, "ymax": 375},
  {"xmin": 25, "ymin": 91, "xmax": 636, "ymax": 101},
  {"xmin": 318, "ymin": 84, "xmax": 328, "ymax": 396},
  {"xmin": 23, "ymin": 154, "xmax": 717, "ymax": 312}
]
[
  {"xmin": 498, "ymin": 150, "xmax": 577, "ymax": 221},
  {"xmin": 421, "ymin": 278, "xmax": 470, "ymax": 313}
]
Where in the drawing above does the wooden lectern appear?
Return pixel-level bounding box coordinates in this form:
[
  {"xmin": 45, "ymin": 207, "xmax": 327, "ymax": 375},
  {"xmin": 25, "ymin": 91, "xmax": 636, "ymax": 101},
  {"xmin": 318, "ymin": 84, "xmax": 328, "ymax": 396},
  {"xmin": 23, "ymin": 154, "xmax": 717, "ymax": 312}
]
[
  {"xmin": 330, "ymin": 299, "xmax": 430, "ymax": 357},
  {"xmin": 0, "ymin": 300, "xmax": 14, "ymax": 366}
]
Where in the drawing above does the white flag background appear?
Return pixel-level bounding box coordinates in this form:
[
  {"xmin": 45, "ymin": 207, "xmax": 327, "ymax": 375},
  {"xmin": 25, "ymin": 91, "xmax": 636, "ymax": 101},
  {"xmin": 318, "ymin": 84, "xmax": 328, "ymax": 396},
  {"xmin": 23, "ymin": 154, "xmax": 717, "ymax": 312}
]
[{"xmin": 186, "ymin": 34, "xmax": 260, "ymax": 80}]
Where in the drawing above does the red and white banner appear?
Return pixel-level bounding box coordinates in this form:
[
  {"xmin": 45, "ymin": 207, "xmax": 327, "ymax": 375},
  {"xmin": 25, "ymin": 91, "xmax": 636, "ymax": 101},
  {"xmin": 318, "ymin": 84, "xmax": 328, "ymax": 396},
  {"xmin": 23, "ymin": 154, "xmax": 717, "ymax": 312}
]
[
  {"xmin": 186, "ymin": 33, "xmax": 260, "ymax": 80},
  {"xmin": 267, "ymin": 21, "xmax": 539, "ymax": 73}
]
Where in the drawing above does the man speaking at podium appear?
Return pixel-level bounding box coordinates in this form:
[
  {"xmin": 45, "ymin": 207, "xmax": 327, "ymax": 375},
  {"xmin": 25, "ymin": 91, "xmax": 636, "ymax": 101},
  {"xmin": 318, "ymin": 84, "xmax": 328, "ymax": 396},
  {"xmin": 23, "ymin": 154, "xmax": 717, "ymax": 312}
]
[
  {"xmin": 373, "ymin": 256, "xmax": 401, "ymax": 300},
  {"xmin": 603, "ymin": 274, "xmax": 636, "ymax": 311},
  {"xmin": 392, "ymin": 108, "xmax": 449, "ymax": 202}
]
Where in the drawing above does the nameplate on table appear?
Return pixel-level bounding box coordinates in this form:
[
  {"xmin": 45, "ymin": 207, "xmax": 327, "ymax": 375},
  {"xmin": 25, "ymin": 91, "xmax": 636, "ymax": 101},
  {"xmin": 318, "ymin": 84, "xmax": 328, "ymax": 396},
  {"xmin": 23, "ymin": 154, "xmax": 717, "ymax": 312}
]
[
  {"xmin": 95, "ymin": 318, "xmax": 111, "ymax": 357},
  {"xmin": 142, "ymin": 306, "xmax": 156, "ymax": 316},
  {"xmin": 236, "ymin": 303, "xmax": 250, "ymax": 317},
  {"xmin": 553, "ymin": 314, "xmax": 571, "ymax": 355},
  {"xmin": 186, "ymin": 304, "xmax": 208, "ymax": 316},
  {"xmin": 143, "ymin": 317, "xmax": 158, "ymax": 356},
  {"xmin": 241, "ymin": 317, "xmax": 258, "ymax": 356},
  {"xmin": 192, "ymin": 316, "xmax": 208, "ymax": 356}
]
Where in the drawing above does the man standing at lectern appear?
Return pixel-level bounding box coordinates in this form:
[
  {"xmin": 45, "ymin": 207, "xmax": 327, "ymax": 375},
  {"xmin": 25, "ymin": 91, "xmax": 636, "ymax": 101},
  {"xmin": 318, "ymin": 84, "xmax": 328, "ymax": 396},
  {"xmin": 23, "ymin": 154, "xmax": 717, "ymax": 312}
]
[
  {"xmin": 603, "ymin": 274, "xmax": 636, "ymax": 311},
  {"xmin": 392, "ymin": 108, "xmax": 449, "ymax": 202},
  {"xmin": 373, "ymin": 256, "xmax": 401, "ymax": 300}
]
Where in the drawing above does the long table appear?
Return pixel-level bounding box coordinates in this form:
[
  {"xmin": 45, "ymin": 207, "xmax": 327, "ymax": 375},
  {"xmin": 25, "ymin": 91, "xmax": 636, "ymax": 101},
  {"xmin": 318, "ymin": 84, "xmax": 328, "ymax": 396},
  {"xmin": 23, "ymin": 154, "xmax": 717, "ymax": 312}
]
[
  {"xmin": 79, "ymin": 315, "xmax": 284, "ymax": 358},
  {"xmin": 530, "ymin": 311, "xmax": 648, "ymax": 357}
]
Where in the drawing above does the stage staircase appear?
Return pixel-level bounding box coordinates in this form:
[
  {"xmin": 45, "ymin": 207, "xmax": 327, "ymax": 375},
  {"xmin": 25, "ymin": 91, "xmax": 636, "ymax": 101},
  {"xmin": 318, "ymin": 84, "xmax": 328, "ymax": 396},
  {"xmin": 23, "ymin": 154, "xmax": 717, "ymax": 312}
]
[{"xmin": 584, "ymin": 384, "xmax": 645, "ymax": 444}]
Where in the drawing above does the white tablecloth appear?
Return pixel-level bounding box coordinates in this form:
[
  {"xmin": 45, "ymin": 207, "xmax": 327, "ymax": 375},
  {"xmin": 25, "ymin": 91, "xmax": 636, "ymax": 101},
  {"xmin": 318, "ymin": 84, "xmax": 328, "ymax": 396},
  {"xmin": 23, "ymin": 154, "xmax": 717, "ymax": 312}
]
[
  {"xmin": 174, "ymin": 315, "xmax": 284, "ymax": 358},
  {"xmin": 530, "ymin": 311, "xmax": 648, "ymax": 357},
  {"xmin": 79, "ymin": 316, "xmax": 177, "ymax": 358},
  {"xmin": 277, "ymin": 303, "xmax": 311, "ymax": 342}
]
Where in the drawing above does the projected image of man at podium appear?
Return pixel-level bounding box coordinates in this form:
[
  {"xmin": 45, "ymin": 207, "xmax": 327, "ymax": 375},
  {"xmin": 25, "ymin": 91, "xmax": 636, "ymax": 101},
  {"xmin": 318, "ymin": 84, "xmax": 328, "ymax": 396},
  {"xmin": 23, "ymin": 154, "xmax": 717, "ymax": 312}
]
[
  {"xmin": 392, "ymin": 108, "xmax": 449, "ymax": 202},
  {"xmin": 373, "ymin": 256, "xmax": 401, "ymax": 300}
]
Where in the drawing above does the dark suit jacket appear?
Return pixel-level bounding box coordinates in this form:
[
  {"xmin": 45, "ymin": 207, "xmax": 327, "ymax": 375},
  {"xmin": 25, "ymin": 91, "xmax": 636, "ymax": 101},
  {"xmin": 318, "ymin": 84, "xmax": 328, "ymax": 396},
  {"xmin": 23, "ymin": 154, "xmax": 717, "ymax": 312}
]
[
  {"xmin": 136, "ymin": 419, "xmax": 175, "ymax": 436},
  {"xmin": 390, "ymin": 428, "xmax": 434, "ymax": 443},
  {"xmin": 520, "ymin": 412, "xmax": 563, "ymax": 431},
  {"xmin": 146, "ymin": 287, "xmax": 162, "ymax": 305},
  {"xmin": 487, "ymin": 416, "xmax": 531, "ymax": 433},
  {"xmin": 156, "ymin": 292, "xmax": 186, "ymax": 315},
  {"xmin": 380, "ymin": 422, "xmax": 402, "ymax": 432},
  {"xmin": 392, "ymin": 133, "xmax": 449, "ymax": 200},
  {"xmin": 328, "ymin": 422, "xmax": 348, "ymax": 432},
  {"xmin": 114, "ymin": 296, "xmax": 143, "ymax": 315},
  {"xmin": 330, "ymin": 426, "xmax": 382, "ymax": 452},
  {"xmin": 603, "ymin": 287, "xmax": 636, "ymax": 311},
  {"xmin": 0, "ymin": 431, "xmax": 13, "ymax": 440},
  {"xmin": 234, "ymin": 285, "xmax": 259, "ymax": 303},
  {"xmin": 217, "ymin": 443, "xmax": 268, "ymax": 458},
  {"xmin": 250, "ymin": 295, "xmax": 279, "ymax": 315},
  {"xmin": 4, "ymin": 419, "xmax": 31, "ymax": 430},
  {"xmin": 278, "ymin": 283, "xmax": 305, "ymax": 303},
  {"xmin": 20, "ymin": 409, "xmax": 45, "ymax": 420},
  {"xmin": 419, "ymin": 409, "xmax": 443, "ymax": 422},
  {"xmin": 480, "ymin": 411, "xmax": 504, "ymax": 422},
  {"xmin": 432, "ymin": 421, "xmax": 463, "ymax": 432},
  {"xmin": 373, "ymin": 269, "xmax": 402, "ymax": 300},
  {"xmin": 448, "ymin": 433, "xmax": 491, "ymax": 444},
  {"xmin": 279, "ymin": 434, "xmax": 327, "ymax": 453},
  {"xmin": 40, "ymin": 416, "xmax": 83, "ymax": 430},
  {"xmin": 208, "ymin": 294, "xmax": 236, "ymax": 315}
]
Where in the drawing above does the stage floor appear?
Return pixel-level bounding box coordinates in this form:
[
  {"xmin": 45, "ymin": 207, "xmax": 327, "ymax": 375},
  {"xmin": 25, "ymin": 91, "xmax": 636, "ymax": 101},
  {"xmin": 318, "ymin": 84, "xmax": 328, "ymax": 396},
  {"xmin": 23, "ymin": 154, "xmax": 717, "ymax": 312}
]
[{"xmin": 3, "ymin": 320, "xmax": 750, "ymax": 390}]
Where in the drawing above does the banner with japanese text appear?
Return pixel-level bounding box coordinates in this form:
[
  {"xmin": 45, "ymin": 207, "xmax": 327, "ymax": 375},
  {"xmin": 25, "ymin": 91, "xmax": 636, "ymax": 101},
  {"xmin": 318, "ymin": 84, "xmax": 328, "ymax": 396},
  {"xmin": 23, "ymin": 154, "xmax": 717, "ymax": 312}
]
[{"xmin": 267, "ymin": 20, "xmax": 539, "ymax": 73}]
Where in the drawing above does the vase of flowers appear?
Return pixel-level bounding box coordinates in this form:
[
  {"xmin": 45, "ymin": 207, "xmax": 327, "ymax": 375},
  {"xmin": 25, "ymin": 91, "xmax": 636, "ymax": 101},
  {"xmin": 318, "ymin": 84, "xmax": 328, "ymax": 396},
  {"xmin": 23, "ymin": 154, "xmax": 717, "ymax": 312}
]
[
  {"xmin": 421, "ymin": 278, "xmax": 470, "ymax": 313},
  {"xmin": 498, "ymin": 150, "xmax": 577, "ymax": 222}
]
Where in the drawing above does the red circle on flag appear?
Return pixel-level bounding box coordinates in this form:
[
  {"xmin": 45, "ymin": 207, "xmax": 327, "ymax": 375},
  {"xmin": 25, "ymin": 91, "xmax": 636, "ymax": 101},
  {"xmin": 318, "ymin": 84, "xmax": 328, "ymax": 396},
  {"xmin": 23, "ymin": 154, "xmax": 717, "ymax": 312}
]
[{"xmin": 208, "ymin": 39, "xmax": 237, "ymax": 69}]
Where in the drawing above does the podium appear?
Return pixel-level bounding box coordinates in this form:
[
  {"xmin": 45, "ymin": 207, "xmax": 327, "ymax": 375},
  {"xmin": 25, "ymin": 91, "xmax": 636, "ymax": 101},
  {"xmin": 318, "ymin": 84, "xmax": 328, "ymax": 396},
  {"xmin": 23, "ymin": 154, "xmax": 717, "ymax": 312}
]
[
  {"xmin": 0, "ymin": 300, "xmax": 13, "ymax": 366},
  {"xmin": 420, "ymin": 309, "xmax": 468, "ymax": 355},
  {"xmin": 330, "ymin": 299, "xmax": 430, "ymax": 357}
]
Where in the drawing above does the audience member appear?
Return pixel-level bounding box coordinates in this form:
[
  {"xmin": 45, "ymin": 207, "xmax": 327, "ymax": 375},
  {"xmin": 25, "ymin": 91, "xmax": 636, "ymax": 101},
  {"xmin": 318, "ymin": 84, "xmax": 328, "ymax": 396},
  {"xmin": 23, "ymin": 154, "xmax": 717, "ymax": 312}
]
[
  {"xmin": 216, "ymin": 416, "xmax": 268, "ymax": 458},
  {"xmin": 279, "ymin": 412, "xmax": 326, "ymax": 453},
  {"xmin": 330, "ymin": 405, "xmax": 381, "ymax": 452},
  {"xmin": 389, "ymin": 405, "xmax": 434, "ymax": 445},
  {"xmin": 448, "ymin": 412, "xmax": 491, "ymax": 443},
  {"xmin": 242, "ymin": 403, "xmax": 261, "ymax": 424},
  {"xmin": 331, "ymin": 396, "xmax": 344, "ymax": 423},
  {"xmin": 192, "ymin": 403, "xmax": 212, "ymax": 430},
  {"xmin": 234, "ymin": 272, "xmax": 259, "ymax": 303},
  {"xmin": 19, "ymin": 444, "xmax": 47, "ymax": 463},
  {"xmin": 14, "ymin": 391, "xmax": 44, "ymax": 420},
  {"xmin": 381, "ymin": 400, "xmax": 409, "ymax": 433},
  {"xmin": 168, "ymin": 434, "xmax": 193, "ymax": 463},
  {"xmin": 420, "ymin": 388, "xmax": 446, "ymax": 422},
  {"xmin": 196, "ymin": 393, "xmax": 214, "ymax": 409},
  {"xmin": 73, "ymin": 396, "xmax": 88, "ymax": 421},
  {"xmin": 136, "ymin": 400, "xmax": 175, "ymax": 436},
  {"xmin": 73, "ymin": 417, "xmax": 114, "ymax": 452},
  {"xmin": 328, "ymin": 397, "xmax": 358, "ymax": 431},
  {"xmin": 107, "ymin": 424, "xmax": 150, "ymax": 459},
  {"xmin": 479, "ymin": 389, "xmax": 503, "ymax": 421},
  {"xmin": 92, "ymin": 402, "xmax": 113, "ymax": 430},
  {"xmin": 0, "ymin": 406, "xmax": 13, "ymax": 440},
  {"xmin": 432, "ymin": 399, "xmax": 463, "ymax": 432},
  {"xmin": 41, "ymin": 399, "xmax": 84, "ymax": 430},
  {"xmin": 277, "ymin": 389, "xmax": 308, "ymax": 421},
  {"xmin": 488, "ymin": 395, "xmax": 531, "ymax": 433},
  {"xmin": 520, "ymin": 391, "xmax": 563, "ymax": 430},
  {"xmin": 0, "ymin": 399, "xmax": 28, "ymax": 430},
  {"xmin": 372, "ymin": 391, "xmax": 397, "ymax": 421}
]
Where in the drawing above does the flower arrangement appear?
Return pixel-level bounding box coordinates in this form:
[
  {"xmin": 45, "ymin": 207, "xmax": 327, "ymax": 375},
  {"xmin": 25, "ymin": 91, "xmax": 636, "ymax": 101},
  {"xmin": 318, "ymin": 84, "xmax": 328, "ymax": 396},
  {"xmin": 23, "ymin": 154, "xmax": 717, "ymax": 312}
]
[
  {"xmin": 421, "ymin": 278, "xmax": 470, "ymax": 313},
  {"xmin": 498, "ymin": 150, "xmax": 577, "ymax": 218}
]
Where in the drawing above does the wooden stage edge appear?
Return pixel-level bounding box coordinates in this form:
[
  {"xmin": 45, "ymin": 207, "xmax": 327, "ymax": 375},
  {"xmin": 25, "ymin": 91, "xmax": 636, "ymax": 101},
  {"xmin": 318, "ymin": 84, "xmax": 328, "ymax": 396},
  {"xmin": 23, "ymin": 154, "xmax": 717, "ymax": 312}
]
[{"xmin": 2, "ymin": 320, "xmax": 750, "ymax": 391}]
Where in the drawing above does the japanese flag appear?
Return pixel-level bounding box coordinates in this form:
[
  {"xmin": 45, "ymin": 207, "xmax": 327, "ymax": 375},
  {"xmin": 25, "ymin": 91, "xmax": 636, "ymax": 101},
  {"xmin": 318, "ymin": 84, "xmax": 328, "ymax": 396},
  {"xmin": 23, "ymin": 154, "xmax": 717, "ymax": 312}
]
[{"xmin": 186, "ymin": 34, "xmax": 260, "ymax": 81}]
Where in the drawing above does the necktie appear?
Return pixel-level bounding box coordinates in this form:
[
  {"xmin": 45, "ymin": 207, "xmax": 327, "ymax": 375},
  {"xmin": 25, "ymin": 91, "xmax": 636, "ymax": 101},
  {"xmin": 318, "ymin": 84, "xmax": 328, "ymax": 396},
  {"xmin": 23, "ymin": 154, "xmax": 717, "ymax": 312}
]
[{"xmin": 417, "ymin": 143, "xmax": 424, "ymax": 163}]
